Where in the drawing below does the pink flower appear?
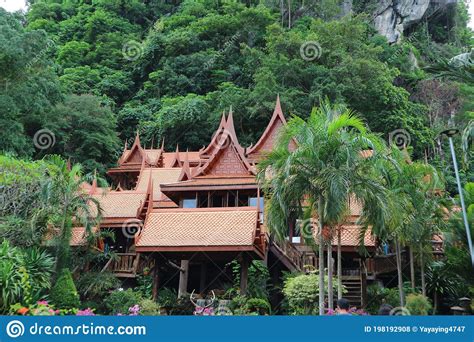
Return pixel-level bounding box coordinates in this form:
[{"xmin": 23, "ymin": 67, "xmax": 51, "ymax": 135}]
[
  {"xmin": 76, "ymin": 308, "xmax": 95, "ymax": 316},
  {"xmin": 128, "ymin": 305, "xmax": 140, "ymax": 316},
  {"xmin": 37, "ymin": 300, "xmax": 48, "ymax": 306}
]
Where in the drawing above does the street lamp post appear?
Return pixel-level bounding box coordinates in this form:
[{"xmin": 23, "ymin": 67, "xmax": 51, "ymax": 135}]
[{"xmin": 441, "ymin": 128, "xmax": 474, "ymax": 267}]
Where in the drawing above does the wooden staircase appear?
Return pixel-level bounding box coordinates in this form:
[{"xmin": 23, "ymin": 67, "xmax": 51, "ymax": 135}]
[
  {"xmin": 268, "ymin": 236, "xmax": 303, "ymax": 272},
  {"xmin": 341, "ymin": 271, "xmax": 363, "ymax": 308}
]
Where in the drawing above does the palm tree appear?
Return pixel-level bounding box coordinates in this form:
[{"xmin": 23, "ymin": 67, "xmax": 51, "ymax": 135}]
[
  {"xmin": 40, "ymin": 156, "xmax": 102, "ymax": 273},
  {"xmin": 258, "ymin": 100, "xmax": 390, "ymax": 314},
  {"xmin": 424, "ymin": 52, "xmax": 474, "ymax": 84},
  {"xmin": 373, "ymin": 148, "xmax": 443, "ymax": 306},
  {"xmin": 426, "ymin": 261, "xmax": 460, "ymax": 314}
]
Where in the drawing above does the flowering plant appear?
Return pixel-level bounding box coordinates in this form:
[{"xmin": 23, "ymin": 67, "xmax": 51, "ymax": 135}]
[
  {"xmin": 129, "ymin": 305, "xmax": 140, "ymax": 316},
  {"xmin": 76, "ymin": 308, "xmax": 96, "ymax": 316},
  {"xmin": 326, "ymin": 307, "xmax": 369, "ymax": 316},
  {"xmin": 11, "ymin": 301, "xmax": 60, "ymax": 316},
  {"xmin": 193, "ymin": 306, "xmax": 215, "ymax": 316}
]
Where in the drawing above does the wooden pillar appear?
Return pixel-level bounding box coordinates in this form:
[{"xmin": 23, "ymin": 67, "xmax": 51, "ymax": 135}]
[
  {"xmin": 152, "ymin": 259, "xmax": 160, "ymax": 300},
  {"xmin": 178, "ymin": 260, "xmax": 189, "ymax": 298},
  {"xmin": 199, "ymin": 263, "xmax": 207, "ymax": 293},
  {"xmin": 240, "ymin": 255, "xmax": 249, "ymax": 296},
  {"xmin": 361, "ymin": 259, "xmax": 368, "ymax": 308},
  {"xmin": 288, "ymin": 219, "xmax": 294, "ymax": 242}
]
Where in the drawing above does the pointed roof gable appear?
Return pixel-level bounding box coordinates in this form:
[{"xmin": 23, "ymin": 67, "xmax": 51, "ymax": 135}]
[
  {"xmin": 121, "ymin": 131, "xmax": 145, "ymax": 165},
  {"xmin": 194, "ymin": 110, "xmax": 255, "ymax": 177},
  {"xmin": 169, "ymin": 145, "xmax": 183, "ymax": 168},
  {"xmin": 247, "ymin": 95, "xmax": 290, "ymax": 158},
  {"xmin": 178, "ymin": 150, "xmax": 193, "ymax": 181},
  {"xmin": 199, "ymin": 111, "xmax": 227, "ymax": 159},
  {"xmin": 118, "ymin": 140, "xmax": 129, "ymax": 164}
]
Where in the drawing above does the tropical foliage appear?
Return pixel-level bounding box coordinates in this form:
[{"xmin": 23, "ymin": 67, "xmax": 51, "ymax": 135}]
[{"xmin": 0, "ymin": 0, "xmax": 472, "ymax": 316}]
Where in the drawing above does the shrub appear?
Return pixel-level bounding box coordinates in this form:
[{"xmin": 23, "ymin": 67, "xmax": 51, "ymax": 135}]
[
  {"xmin": 156, "ymin": 287, "xmax": 177, "ymax": 310},
  {"xmin": 135, "ymin": 271, "xmax": 153, "ymax": 299},
  {"xmin": 105, "ymin": 289, "xmax": 142, "ymax": 315},
  {"xmin": 230, "ymin": 260, "xmax": 271, "ymax": 299},
  {"xmin": 76, "ymin": 271, "xmax": 121, "ymax": 300},
  {"xmin": 366, "ymin": 283, "xmax": 402, "ymax": 314},
  {"xmin": 169, "ymin": 296, "xmax": 194, "ymax": 315},
  {"xmin": 282, "ymin": 271, "xmax": 340, "ymax": 315},
  {"xmin": 138, "ymin": 299, "xmax": 160, "ymax": 315},
  {"xmin": 50, "ymin": 269, "xmax": 80, "ymax": 310},
  {"xmin": 0, "ymin": 240, "xmax": 54, "ymax": 313},
  {"xmin": 244, "ymin": 298, "xmax": 271, "ymax": 315},
  {"xmin": 406, "ymin": 294, "xmax": 432, "ymax": 315}
]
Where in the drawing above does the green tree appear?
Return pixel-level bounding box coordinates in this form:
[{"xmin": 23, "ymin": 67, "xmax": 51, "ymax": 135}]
[
  {"xmin": 46, "ymin": 95, "xmax": 120, "ymax": 174},
  {"xmin": 0, "ymin": 8, "xmax": 62, "ymax": 157},
  {"xmin": 258, "ymin": 100, "xmax": 390, "ymax": 314},
  {"xmin": 40, "ymin": 156, "xmax": 102, "ymax": 272},
  {"xmin": 50, "ymin": 268, "xmax": 80, "ymax": 310}
]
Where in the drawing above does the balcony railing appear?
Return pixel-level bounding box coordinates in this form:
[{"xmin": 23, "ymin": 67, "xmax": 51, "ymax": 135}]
[{"xmin": 103, "ymin": 253, "xmax": 140, "ymax": 278}]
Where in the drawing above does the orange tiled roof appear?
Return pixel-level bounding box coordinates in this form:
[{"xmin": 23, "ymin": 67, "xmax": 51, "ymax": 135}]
[
  {"xmin": 162, "ymin": 151, "xmax": 201, "ymax": 167},
  {"xmin": 44, "ymin": 227, "xmax": 96, "ymax": 246},
  {"xmin": 135, "ymin": 168, "xmax": 182, "ymax": 199},
  {"xmin": 161, "ymin": 175, "xmax": 257, "ymax": 189},
  {"xmin": 70, "ymin": 226, "xmax": 99, "ymax": 246},
  {"xmin": 136, "ymin": 207, "xmax": 259, "ymax": 250},
  {"xmin": 121, "ymin": 148, "xmax": 162, "ymax": 165},
  {"xmin": 143, "ymin": 149, "xmax": 162, "ymax": 165},
  {"xmin": 91, "ymin": 191, "xmax": 146, "ymax": 218},
  {"xmin": 349, "ymin": 197, "xmax": 362, "ymax": 217},
  {"xmin": 308, "ymin": 224, "xmax": 375, "ymax": 247},
  {"xmin": 335, "ymin": 225, "xmax": 375, "ymax": 247}
]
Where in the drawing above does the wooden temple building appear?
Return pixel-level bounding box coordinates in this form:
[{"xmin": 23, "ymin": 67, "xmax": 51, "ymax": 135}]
[{"xmin": 75, "ymin": 96, "xmax": 440, "ymax": 309}]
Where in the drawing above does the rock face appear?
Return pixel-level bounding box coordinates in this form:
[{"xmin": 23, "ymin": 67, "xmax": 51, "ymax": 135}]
[
  {"xmin": 374, "ymin": 0, "xmax": 431, "ymax": 43},
  {"xmin": 339, "ymin": 0, "xmax": 457, "ymax": 43},
  {"xmin": 340, "ymin": 0, "xmax": 353, "ymax": 16}
]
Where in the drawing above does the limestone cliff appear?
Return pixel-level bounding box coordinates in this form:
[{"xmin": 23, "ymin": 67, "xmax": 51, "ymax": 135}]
[{"xmin": 345, "ymin": 0, "xmax": 458, "ymax": 43}]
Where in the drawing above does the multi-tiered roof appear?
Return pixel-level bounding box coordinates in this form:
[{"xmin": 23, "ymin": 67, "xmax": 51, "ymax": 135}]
[{"xmin": 80, "ymin": 96, "xmax": 372, "ymax": 254}]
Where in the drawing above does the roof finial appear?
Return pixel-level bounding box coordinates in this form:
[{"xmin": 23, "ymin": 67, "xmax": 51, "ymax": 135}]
[
  {"xmin": 150, "ymin": 136, "xmax": 154, "ymax": 150},
  {"xmin": 274, "ymin": 94, "xmax": 283, "ymax": 117},
  {"xmin": 133, "ymin": 129, "xmax": 142, "ymax": 149},
  {"xmin": 219, "ymin": 111, "xmax": 226, "ymax": 129},
  {"xmin": 160, "ymin": 137, "xmax": 165, "ymax": 152},
  {"xmin": 225, "ymin": 106, "xmax": 236, "ymax": 137},
  {"xmin": 178, "ymin": 149, "xmax": 192, "ymax": 181}
]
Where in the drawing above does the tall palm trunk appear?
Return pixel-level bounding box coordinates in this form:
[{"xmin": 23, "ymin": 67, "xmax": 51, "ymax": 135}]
[
  {"xmin": 57, "ymin": 198, "xmax": 72, "ymax": 273},
  {"xmin": 318, "ymin": 196, "xmax": 325, "ymax": 315},
  {"xmin": 420, "ymin": 244, "xmax": 426, "ymax": 297},
  {"xmin": 409, "ymin": 246, "xmax": 415, "ymax": 290},
  {"xmin": 327, "ymin": 236, "xmax": 333, "ymax": 310},
  {"xmin": 395, "ymin": 240, "xmax": 405, "ymax": 307},
  {"xmin": 337, "ymin": 227, "xmax": 342, "ymax": 299}
]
